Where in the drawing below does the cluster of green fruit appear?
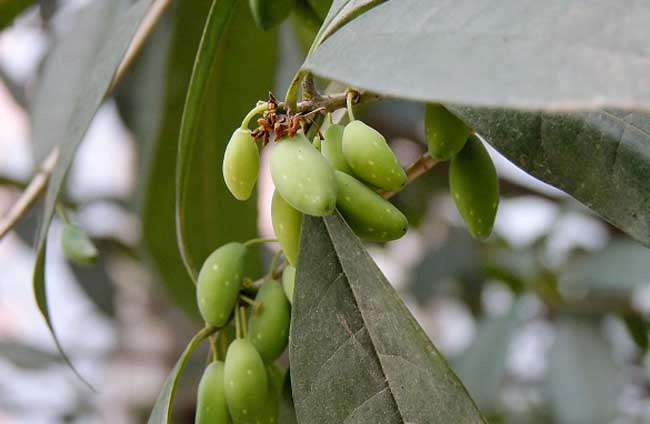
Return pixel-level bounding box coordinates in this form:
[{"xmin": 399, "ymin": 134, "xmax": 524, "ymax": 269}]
[{"xmin": 194, "ymin": 241, "xmax": 296, "ymax": 423}]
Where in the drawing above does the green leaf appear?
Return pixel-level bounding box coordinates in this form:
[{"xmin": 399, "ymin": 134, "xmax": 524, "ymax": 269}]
[
  {"xmin": 175, "ymin": 0, "xmax": 238, "ymax": 280},
  {"xmin": 31, "ymin": 0, "xmax": 155, "ymax": 387},
  {"xmin": 0, "ymin": 339, "xmax": 61, "ymax": 369},
  {"xmin": 290, "ymin": 214, "xmax": 486, "ymax": 423},
  {"xmin": 546, "ymin": 317, "xmax": 621, "ymax": 424},
  {"xmin": 141, "ymin": 0, "xmax": 276, "ymax": 314},
  {"xmin": 305, "ymin": 1, "xmax": 650, "ymax": 110},
  {"xmin": 0, "ymin": 0, "xmax": 35, "ymax": 30},
  {"xmin": 147, "ymin": 326, "xmax": 216, "ymax": 424}
]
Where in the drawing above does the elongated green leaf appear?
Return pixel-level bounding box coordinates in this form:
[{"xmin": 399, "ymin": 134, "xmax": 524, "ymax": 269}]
[
  {"xmin": 546, "ymin": 317, "xmax": 621, "ymax": 424},
  {"xmin": 31, "ymin": 0, "xmax": 154, "ymax": 386},
  {"xmin": 290, "ymin": 214, "xmax": 486, "ymax": 423},
  {"xmin": 0, "ymin": 339, "xmax": 61, "ymax": 369},
  {"xmin": 147, "ymin": 326, "xmax": 215, "ymax": 424},
  {"xmin": 142, "ymin": 1, "xmax": 275, "ymax": 314},
  {"xmin": 305, "ymin": 1, "xmax": 650, "ymax": 110},
  {"xmin": 0, "ymin": 0, "xmax": 34, "ymax": 30},
  {"xmin": 175, "ymin": 0, "xmax": 238, "ymax": 281}
]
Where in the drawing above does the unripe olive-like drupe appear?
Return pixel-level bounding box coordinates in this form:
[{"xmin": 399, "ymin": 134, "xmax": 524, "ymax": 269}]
[
  {"xmin": 223, "ymin": 128, "xmax": 259, "ymax": 201},
  {"xmin": 249, "ymin": 0, "xmax": 295, "ymax": 31},
  {"xmin": 425, "ymin": 103, "xmax": 470, "ymax": 160},
  {"xmin": 271, "ymin": 190, "xmax": 302, "ymax": 266},
  {"xmin": 342, "ymin": 120, "xmax": 406, "ymax": 191},
  {"xmin": 248, "ymin": 280, "xmax": 290, "ymax": 362},
  {"xmin": 449, "ymin": 136, "xmax": 499, "ymax": 239},
  {"xmin": 282, "ymin": 265, "xmax": 295, "ymax": 304},
  {"xmin": 335, "ymin": 171, "xmax": 408, "ymax": 242},
  {"xmin": 224, "ymin": 339, "xmax": 269, "ymax": 420},
  {"xmin": 270, "ymin": 133, "xmax": 337, "ymax": 217},
  {"xmin": 196, "ymin": 361, "xmax": 230, "ymax": 424},
  {"xmin": 322, "ymin": 123, "xmax": 353, "ymax": 174},
  {"xmin": 197, "ymin": 242, "xmax": 246, "ymax": 327},
  {"xmin": 61, "ymin": 224, "xmax": 98, "ymax": 265}
]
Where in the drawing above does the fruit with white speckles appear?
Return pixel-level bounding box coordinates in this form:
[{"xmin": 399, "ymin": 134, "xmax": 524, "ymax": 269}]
[
  {"xmin": 449, "ymin": 135, "xmax": 499, "ymax": 239},
  {"xmin": 270, "ymin": 134, "xmax": 337, "ymax": 216},
  {"xmin": 195, "ymin": 361, "xmax": 230, "ymax": 424},
  {"xmin": 197, "ymin": 243, "xmax": 246, "ymax": 327},
  {"xmin": 224, "ymin": 339, "xmax": 268, "ymax": 420},
  {"xmin": 282, "ymin": 265, "xmax": 295, "ymax": 304},
  {"xmin": 335, "ymin": 171, "xmax": 408, "ymax": 242},
  {"xmin": 425, "ymin": 103, "xmax": 471, "ymax": 160},
  {"xmin": 271, "ymin": 190, "xmax": 302, "ymax": 266},
  {"xmin": 61, "ymin": 224, "xmax": 98, "ymax": 265},
  {"xmin": 223, "ymin": 128, "xmax": 260, "ymax": 201},
  {"xmin": 321, "ymin": 123, "xmax": 353, "ymax": 173},
  {"xmin": 247, "ymin": 280, "xmax": 290, "ymax": 362},
  {"xmin": 341, "ymin": 120, "xmax": 406, "ymax": 191}
]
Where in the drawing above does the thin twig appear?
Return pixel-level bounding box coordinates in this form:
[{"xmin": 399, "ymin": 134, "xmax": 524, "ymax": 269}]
[{"xmin": 382, "ymin": 153, "xmax": 440, "ymax": 199}]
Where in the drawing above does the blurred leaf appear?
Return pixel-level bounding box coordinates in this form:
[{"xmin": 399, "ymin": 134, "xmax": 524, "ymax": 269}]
[
  {"xmin": 307, "ymin": 0, "xmax": 332, "ymax": 20},
  {"xmin": 305, "ymin": 1, "xmax": 650, "ymax": 110},
  {"xmin": 141, "ymin": 0, "xmax": 275, "ymax": 315},
  {"xmin": 483, "ymin": 248, "xmax": 540, "ymax": 294},
  {"xmin": 69, "ymin": 238, "xmax": 117, "ymax": 318},
  {"xmin": 30, "ymin": 0, "xmax": 155, "ymax": 386},
  {"xmin": 454, "ymin": 302, "xmax": 523, "ymax": 412},
  {"xmin": 546, "ymin": 317, "xmax": 621, "ymax": 424},
  {"xmin": 291, "ymin": 214, "xmax": 486, "ymax": 423},
  {"xmin": 175, "ymin": 0, "xmax": 238, "ymax": 280},
  {"xmin": 622, "ymin": 311, "xmax": 649, "ymax": 352},
  {"xmin": 0, "ymin": 0, "xmax": 34, "ymax": 30},
  {"xmin": 147, "ymin": 326, "xmax": 214, "ymax": 424},
  {"xmin": 0, "ymin": 340, "xmax": 61, "ymax": 369},
  {"xmin": 559, "ymin": 239, "xmax": 650, "ymax": 298}
]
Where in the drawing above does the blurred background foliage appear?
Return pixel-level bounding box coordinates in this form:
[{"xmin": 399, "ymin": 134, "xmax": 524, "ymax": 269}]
[{"xmin": 0, "ymin": 0, "xmax": 649, "ymax": 423}]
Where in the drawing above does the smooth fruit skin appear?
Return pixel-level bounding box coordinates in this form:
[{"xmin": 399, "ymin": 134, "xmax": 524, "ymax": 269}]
[
  {"xmin": 335, "ymin": 171, "xmax": 408, "ymax": 242},
  {"xmin": 321, "ymin": 124, "xmax": 353, "ymax": 173},
  {"xmin": 61, "ymin": 224, "xmax": 98, "ymax": 265},
  {"xmin": 248, "ymin": 280, "xmax": 290, "ymax": 362},
  {"xmin": 449, "ymin": 136, "xmax": 499, "ymax": 239},
  {"xmin": 224, "ymin": 339, "xmax": 269, "ymax": 421},
  {"xmin": 342, "ymin": 120, "xmax": 406, "ymax": 191},
  {"xmin": 223, "ymin": 128, "xmax": 260, "ymax": 201},
  {"xmin": 197, "ymin": 243, "xmax": 246, "ymax": 326},
  {"xmin": 281, "ymin": 265, "xmax": 295, "ymax": 304},
  {"xmin": 425, "ymin": 103, "xmax": 470, "ymax": 160},
  {"xmin": 249, "ymin": 0, "xmax": 296, "ymax": 30},
  {"xmin": 196, "ymin": 362, "xmax": 230, "ymax": 424},
  {"xmin": 271, "ymin": 190, "xmax": 302, "ymax": 266},
  {"xmin": 270, "ymin": 133, "xmax": 337, "ymax": 217}
]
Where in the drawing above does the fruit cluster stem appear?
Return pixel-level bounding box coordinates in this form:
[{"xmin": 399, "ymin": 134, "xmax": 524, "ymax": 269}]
[{"xmin": 382, "ymin": 153, "xmax": 440, "ymax": 199}]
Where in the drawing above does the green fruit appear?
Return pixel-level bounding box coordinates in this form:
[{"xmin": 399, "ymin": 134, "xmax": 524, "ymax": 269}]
[
  {"xmin": 342, "ymin": 120, "xmax": 406, "ymax": 191},
  {"xmin": 248, "ymin": 280, "xmax": 290, "ymax": 362},
  {"xmin": 425, "ymin": 103, "xmax": 470, "ymax": 160},
  {"xmin": 321, "ymin": 124, "xmax": 353, "ymax": 173},
  {"xmin": 270, "ymin": 133, "xmax": 337, "ymax": 216},
  {"xmin": 335, "ymin": 171, "xmax": 408, "ymax": 242},
  {"xmin": 61, "ymin": 224, "xmax": 98, "ymax": 265},
  {"xmin": 271, "ymin": 190, "xmax": 302, "ymax": 266},
  {"xmin": 224, "ymin": 339, "xmax": 269, "ymax": 420},
  {"xmin": 223, "ymin": 128, "xmax": 259, "ymax": 201},
  {"xmin": 249, "ymin": 0, "xmax": 296, "ymax": 30},
  {"xmin": 449, "ymin": 136, "xmax": 499, "ymax": 239},
  {"xmin": 281, "ymin": 265, "xmax": 295, "ymax": 304},
  {"xmin": 197, "ymin": 243, "xmax": 246, "ymax": 326},
  {"xmin": 196, "ymin": 362, "xmax": 230, "ymax": 424}
]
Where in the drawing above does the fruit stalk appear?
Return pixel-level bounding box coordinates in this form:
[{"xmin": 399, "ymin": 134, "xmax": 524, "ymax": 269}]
[{"xmin": 382, "ymin": 153, "xmax": 440, "ymax": 199}]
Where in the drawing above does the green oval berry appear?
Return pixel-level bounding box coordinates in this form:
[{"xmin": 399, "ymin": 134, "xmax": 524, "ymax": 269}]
[
  {"xmin": 224, "ymin": 339, "xmax": 269, "ymax": 420},
  {"xmin": 61, "ymin": 224, "xmax": 98, "ymax": 265},
  {"xmin": 248, "ymin": 280, "xmax": 290, "ymax": 362},
  {"xmin": 197, "ymin": 242, "xmax": 246, "ymax": 327},
  {"xmin": 270, "ymin": 133, "xmax": 337, "ymax": 216},
  {"xmin": 282, "ymin": 265, "xmax": 295, "ymax": 304},
  {"xmin": 342, "ymin": 120, "xmax": 406, "ymax": 191},
  {"xmin": 449, "ymin": 136, "xmax": 499, "ymax": 239},
  {"xmin": 223, "ymin": 128, "xmax": 260, "ymax": 201},
  {"xmin": 335, "ymin": 171, "xmax": 408, "ymax": 242},
  {"xmin": 425, "ymin": 103, "xmax": 471, "ymax": 160},
  {"xmin": 249, "ymin": 0, "xmax": 296, "ymax": 31},
  {"xmin": 271, "ymin": 190, "xmax": 302, "ymax": 266},
  {"xmin": 321, "ymin": 124, "xmax": 353, "ymax": 174},
  {"xmin": 196, "ymin": 362, "xmax": 230, "ymax": 424}
]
